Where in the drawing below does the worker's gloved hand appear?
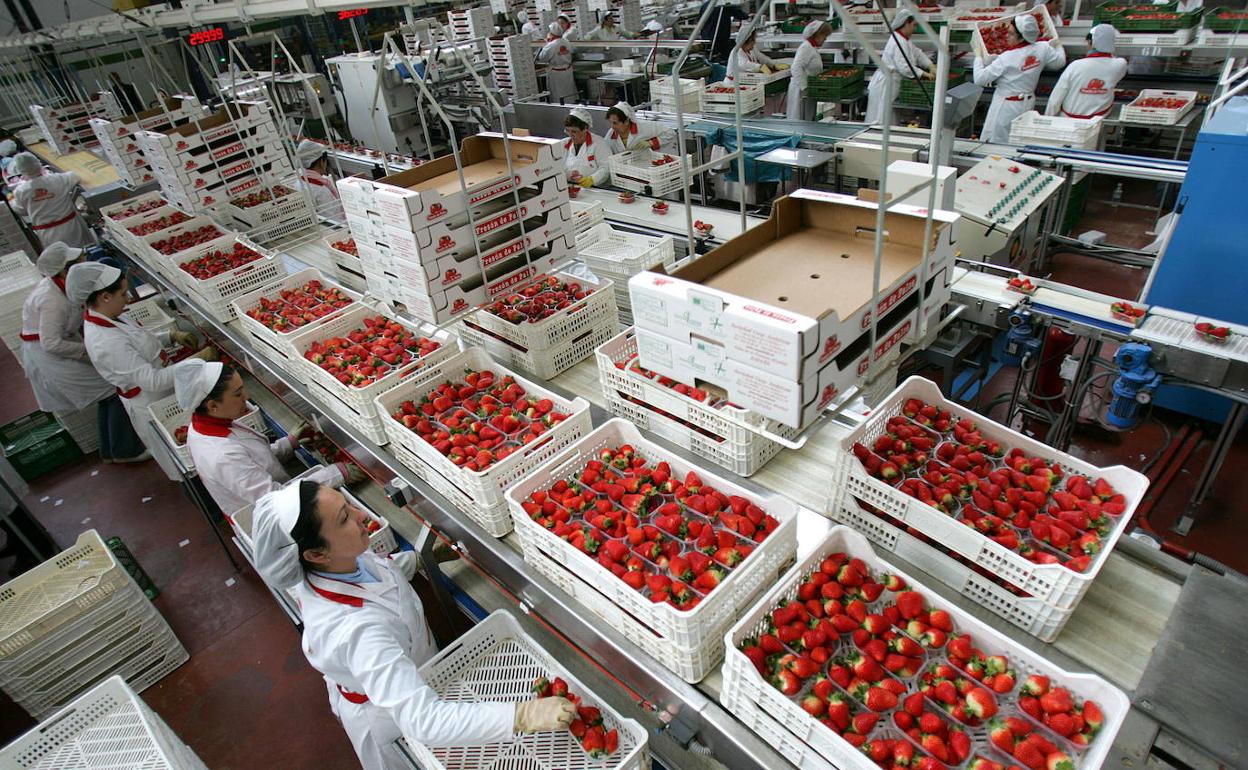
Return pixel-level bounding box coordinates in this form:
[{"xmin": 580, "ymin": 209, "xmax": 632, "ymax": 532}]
[
  {"xmin": 514, "ymin": 697, "xmax": 576, "ymax": 733},
  {"xmin": 760, "ymin": 64, "xmax": 772, "ymax": 74},
  {"xmin": 336, "ymin": 461, "xmax": 368, "ymax": 485},
  {"xmin": 924, "ymin": 69, "xmax": 937, "ymax": 81},
  {"xmin": 290, "ymin": 422, "xmax": 317, "ymax": 446},
  {"xmin": 432, "ymin": 538, "xmax": 459, "ymax": 563},
  {"xmin": 190, "ymin": 347, "xmax": 218, "ymax": 362},
  {"xmin": 578, "ymin": 176, "xmax": 595, "ymax": 188},
  {"xmin": 775, "ymin": 62, "xmax": 790, "ymax": 71},
  {"xmin": 170, "ymin": 331, "xmax": 198, "ymax": 348}
]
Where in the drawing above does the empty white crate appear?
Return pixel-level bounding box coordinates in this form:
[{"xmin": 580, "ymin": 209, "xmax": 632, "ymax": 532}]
[{"xmin": 1009, "ymin": 111, "xmax": 1104, "ymax": 149}]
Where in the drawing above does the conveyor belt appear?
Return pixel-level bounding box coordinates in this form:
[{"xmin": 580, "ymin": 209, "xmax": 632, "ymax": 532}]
[{"xmin": 1134, "ymin": 310, "xmax": 1248, "ymax": 364}]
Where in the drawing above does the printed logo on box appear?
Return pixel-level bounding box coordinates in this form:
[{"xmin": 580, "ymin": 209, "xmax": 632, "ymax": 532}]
[
  {"xmin": 476, "ymin": 208, "xmax": 518, "ymax": 235},
  {"xmin": 819, "ymin": 384, "xmax": 840, "ymax": 409},
  {"xmin": 743, "ymin": 305, "xmax": 797, "ymax": 324},
  {"xmin": 857, "ymin": 320, "xmax": 913, "ymax": 374},
  {"xmin": 442, "ymin": 268, "xmax": 463, "ymax": 287},
  {"xmin": 436, "ymin": 235, "xmax": 455, "ymax": 253},
  {"xmin": 483, "ymin": 238, "xmax": 527, "ymax": 267},
  {"xmin": 210, "ymin": 141, "xmax": 246, "ymax": 161},
  {"xmin": 452, "ymin": 298, "xmax": 470, "ymax": 313},
  {"xmin": 489, "ymin": 265, "xmax": 537, "ymax": 297},
  {"xmin": 819, "ymin": 335, "xmax": 842, "ymax": 364},
  {"xmin": 425, "ymin": 202, "xmax": 448, "ymax": 221}
]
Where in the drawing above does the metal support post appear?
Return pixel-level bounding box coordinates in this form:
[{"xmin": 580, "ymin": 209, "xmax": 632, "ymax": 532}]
[{"xmin": 1173, "ymin": 401, "xmax": 1245, "ymax": 536}]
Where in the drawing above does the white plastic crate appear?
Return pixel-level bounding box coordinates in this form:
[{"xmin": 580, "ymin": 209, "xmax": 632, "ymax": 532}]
[
  {"xmin": 375, "ymin": 346, "xmax": 593, "ymax": 522},
  {"xmin": 0, "ymin": 252, "xmax": 40, "ymax": 311},
  {"xmin": 222, "ymin": 184, "xmax": 318, "ymax": 244},
  {"xmin": 136, "ymin": 216, "xmax": 231, "ymax": 265},
  {"xmin": 701, "ymin": 82, "xmax": 765, "ymax": 114},
  {"xmin": 737, "ymin": 68, "xmax": 790, "ymax": 86},
  {"xmin": 1009, "ymin": 111, "xmax": 1104, "ymax": 150},
  {"xmin": 504, "ymin": 419, "xmax": 798, "ymax": 682},
  {"xmin": 231, "ymin": 267, "xmax": 362, "ymax": 362},
  {"xmin": 54, "ymin": 404, "xmax": 98, "ymax": 454},
  {"xmin": 457, "ymin": 271, "xmax": 617, "ymax": 351},
  {"xmin": 173, "ymin": 238, "xmax": 287, "ymax": 315},
  {"xmin": 147, "ymin": 395, "xmax": 267, "ymax": 472},
  {"xmin": 458, "ymin": 313, "xmax": 618, "ymax": 380},
  {"xmin": 407, "ymin": 610, "xmax": 648, "ymax": 770},
  {"xmin": 0, "ymin": 676, "xmax": 209, "ymax": 770},
  {"xmin": 123, "ymin": 297, "xmax": 178, "ymax": 339},
  {"xmin": 832, "ymin": 376, "xmax": 1148, "ymax": 611},
  {"xmin": 1120, "ymin": 89, "xmax": 1198, "ymax": 125},
  {"xmin": 609, "ymin": 149, "xmax": 690, "ymax": 197},
  {"xmin": 577, "ymin": 223, "xmax": 676, "ymax": 277},
  {"xmin": 569, "ymin": 200, "xmax": 605, "ymax": 233},
  {"xmin": 972, "ymin": 7, "xmax": 1058, "ymax": 57},
  {"xmin": 649, "ymin": 76, "xmax": 705, "ymax": 113},
  {"xmin": 721, "ymin": 526, "xmax": 1129, "ymax": 770},
  {"xmin": 390, "ymin": 439, "xmax": 511, "ymax": 537}
]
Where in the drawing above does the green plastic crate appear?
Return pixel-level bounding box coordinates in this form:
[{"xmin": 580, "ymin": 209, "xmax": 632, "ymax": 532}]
[
  {"xmin": 781, "ymin": 16, "xmax": 840, "ymax": 33},
  {"xmin": 106, "ymin": 536, "xmax": 160, "ymax": 600},
  {"xmin": 896, "ymin": 69, "xmax": 966, "ymax": 108},
  {"xmin": 0, "ymin": 411, "xmax": 82, "ymax": 481},
  {"xmin": 950, "ymin": 29, "xmax": 972, "ymax": 43},
  {"xmin": 1093, "ymin": 1, "xmax": 1172, "ymax": 23},
  {"xmin": 1204, "ymin": 6, "xmax": 1248, "ymax": 31},
  {"xmin": 807, "ymin": 65, "xmax": 866, "ymax": 100},
  {"xmin": 1110, "ymin": 6, "xmax": 1202, "ymax": 30}
]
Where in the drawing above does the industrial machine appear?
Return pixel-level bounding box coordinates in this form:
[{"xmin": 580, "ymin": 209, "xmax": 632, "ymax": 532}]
[
  {"xmin": 953, "ymin": 156, "xmax": 1064, "ymax": 267},
  {"xmin": 326, "ymin": 52, "xmax": 435, "ymax": 156}
]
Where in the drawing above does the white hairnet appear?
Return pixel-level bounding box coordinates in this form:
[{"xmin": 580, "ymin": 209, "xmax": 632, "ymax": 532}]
[
  {"xmin": 0, "ymin": 140, "xmax": 15, "ymax": 157},
  {"xmin": 558, "ymin": 13, "xmax": 571, "ymax": 22},
  {"xmin": 549, "ymin": 21, "xmax": 564, "ymax": 35},
  {"xmin": 1015, "ymin": 13, "xmax": 1039, "ymax": 43},
  {"xmin": 644, "ymin": 20, "xmax": 664, "ymax": 32},
  {"xmin": 295, "ymin": 139, "xmax": 326, "ymax": 170},
  {"xmin": 568, "ymin": 107, "xmax": 593, "ymax": 126},
  {"xmin": 36, "ymin": 242, "xmax": 83, "ymax": 277},
  {"xmin": 65, "ymin": 262, "xmax": 121, "ymax": 305},
  {"xmin": 517, "ymin": 10, "xmax": 528, "ymax": 21},
  {"xmin": 803, "ymin": 20, "xmax": 826, "ymax": 38},
  {"xmin": 1090, "ymin": 23, "xmax": 1116, "ymax": 53},
  {"xmin": 611, "ymin": 101, "xmax": 636, "ymax": 123},
  {"xmin": 12, "ymin": 151, "xmax": 41, "ymax": 178},
  {"xmin": 251, "ymin": 483, "xmax": 306, "ymax": 590},
  {"xmin": 892, "ymin": 8, "xmax": 916, "ymax": 29},
  {"xmin": 174, "ymin": 358, "xmax": 224, "ymax": 412},
  {"xmin": 601, "ymin": 13, "xmax": 615, "ymax": 23},
  {"xmin": 736, "ymin": 25, "xmax": 756, "ymax": 46}
]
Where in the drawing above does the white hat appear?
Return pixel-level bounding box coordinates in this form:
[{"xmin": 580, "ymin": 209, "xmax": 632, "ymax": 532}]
[
  {"xmin": 611, "ymin": 101, "xmax": 636, "ymax": 122},
  {"xmin": 1015, "ymin": 13, "xmax": 1039, "ymax": 43},
  {"xmin": 644, "ymin": 20, "xmax": 664, "ymax": 33},
  {"xmin": 558, "ymin": 13, "xmax": 571, "ymax": 22},
  {"xmin": 735, "ymin": 25, "xmax": 756, "ymax": 46},
  {"xmin": 36, "ymin": 242, "xmax": 83, "ymax": 277},
  {"xmin": 803, "ymin": 19, "xmax": 827, "ymax": 39},
  {"xmin": 12, "ymin": 151, "xmax": 41, "ymax": 178},
  {"xmin": 65, "ymin": 262, "xmax": 122, "ymax": 305},
  {"xmin": 548, "ymin": 21, "xmax": 564, "ymax": 35},
  {"xmin": 517, "ymin": 10, "xmax": 529, "ymax": 21},
  {"xmin": 1090, "ymin": 23, "xmax": 1116, "ymax": 53},
  {"xmin": 174, "ymin": 358, "xmax": 225, "ymax": 412},
  {"xmin": 0, "ymin": 140, "xmax": 15, "ymax": 157},
  {"xmin": 251, "ymin": 483, "xmax": 307, "ymax": 590},
  {"xmin": 891, "ymin": 8, "xmax": 916, "ymax": 29},
  {"xmin": 568, "ymin": 106, "xmax": 593, "ymax": 126},
  {"xmin": 295, "ymin": 139, "xmax": 326, "ymax": 170}
]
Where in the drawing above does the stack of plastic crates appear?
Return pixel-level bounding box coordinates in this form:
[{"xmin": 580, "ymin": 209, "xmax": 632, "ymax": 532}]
[
  {"xmin": 0, "ymin": 251, "xmax": 41, "ymax": 364},
  {"xmin": 0, "ymin": 675, "xmax": 209, "ymax": 769},
  {"xmin": 0, "ymin": 531, "xmax": 188, "ymax": 719},
  {"xmin": 576, "ymin": 222, "xmax": 675, "ymax": 325},
  {"xmin": 649, "ymin": 76, "xmax": 704, "ymax": 113}
]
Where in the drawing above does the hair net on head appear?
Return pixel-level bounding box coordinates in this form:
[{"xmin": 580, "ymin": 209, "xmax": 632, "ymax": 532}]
[
  {"xmin": 549, "ymin": 21, "xmax": 564, "ymax": 35},
  {"xmin": 803, "ymin": 20, "xmax": 827, "ymax": 39},
  {"xmin": 644, "ymin": 20, "xmax": 664, "ymax": 32},
  {"xmin": 1090, "ymin": 23, "xmax": 1116, "ymax": 53},
  {"xmin": 65, "ymin": 262, "xmax": 122, "ymax": 305},
  {"xmin": 174, "ymin": 359, "xmax": 224, "ymax": 412},
  {"xmin": 735, "ymin": 25, "xmax": 756, "ymax": 46},
  {"xmin": 295, "ymin": 139, "xmax": 327, "ymax": 170},
  {"xmin": 518, "ymin": 10, "xmax": 528, "ymax": 20},
  {"xmin": 0, "ymin": 140, "xmax": 15, "ymax": 157},
  {"xmin": 611, "ymin": 101, "xmax": 636, "ymax": 122},
  {"xmin": 892, "ymin": 8, "xmax": 916, "ymax": 29},
  {"xmin": 12, "ymin": 152, "xmax": 41, "ymax": 178},
  {"xmin": 251, "ymin": 484, "xmax": 307, "ymax": 590},
  {"xmin": 568, "ymin": 107, "xmax": 593, "ymax": 126},
  {"xmin": 1015, "ymin": 13, "xmax": 1039, "ymax": 43},
  {"xmin": 36, "ymin": 242, "xmax": 83, "ymax": 277},
  {"xmin": 558, "ymin": 13, "xmax": 571, "ymax": 22}
]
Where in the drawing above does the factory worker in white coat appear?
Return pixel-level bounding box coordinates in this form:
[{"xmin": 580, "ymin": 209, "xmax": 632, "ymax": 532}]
[
  {"xmin": 786, "ymin": 21, "xmax": 832, "ymax": 121},
  {"xmin": 251, "ymin": 482, "xmax": 577, "ymax": 770},
  {"xmin": 518, "ymin": 11, "xmax": 542, "ymax": 39},
  {"xmin": 175, "ymin": 359, "xmax": 360, "ymax": 515},
  {"xmin": 726, "ymin": 27, "xmax": 787, "ymax": 83},
  {"xmin": 1036, "ymin": 0, "xmax": 1065, "ymax": 25},
  {"xmin": 865, "ymin": 9, "xmax": 935, "ymax": 125},
  {"xmin": 606, "ymin": 101, "xmax": 676, "ymax": 154},
  {"xmin": 973, "ymin": 14, "xmax": 1066, "ymax": 143},
  {"xmin": 585, "ymin": 13, "xmax": 625, "ymax": 41},
  {"xmin": 1045, "ymin": 24, "xmax": 1126, "ymax": 120},
  {"xmin": 0, "ymin": 139, "xmax": 19, "ymax": 185},
  {"xmin": 67, "ymin": 262, "xmax": 216, "ymax": 480},
  {"xmin": 538, "ymin": 22, "xmax": 578, "ymax": 103},
  {"xmin": 10, "ymin": 152, "xmax": 96, "ymax": 250},
  {"xmin": 563, "ymin": 107, "xmax": 610, "ymax": 187},
  {"xmin": 295, "ymin": 140, "xmax": 346, "ymax": 222}
]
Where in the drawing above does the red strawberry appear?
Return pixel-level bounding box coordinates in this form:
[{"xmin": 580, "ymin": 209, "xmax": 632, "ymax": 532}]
[{"xmin": 1039, "ymin": 687, "xmax": 1073, "ymax": 714}]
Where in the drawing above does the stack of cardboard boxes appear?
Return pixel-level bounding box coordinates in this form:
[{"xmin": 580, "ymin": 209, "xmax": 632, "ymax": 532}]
[
  {"xmin": 628, "ymin": 190, "xmax": 957, "ymax": 429},
  {"xmin": 89, "ymin": 96, "xmax": 205, "ymax": 188},
  {"xmin": 336, "ymin": 133, "xmax": 577, "ymax": 325},
  {"xmin": 30, "ymin": 92, "xmax": 122, "ymax": 155}
]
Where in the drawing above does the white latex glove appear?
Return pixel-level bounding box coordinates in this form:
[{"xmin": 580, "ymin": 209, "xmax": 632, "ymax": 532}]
[
  {"xmin": 924, "ymin": 69, "xmax": 937, "ymax": 81},
  {"xmin": 170, "ymin": 331, "xmax": 198, "ymax": 348},
  {"xmin": 190, "ymin": 347, "xmax": 218, "ymax": 362},
  {"xmin": 514, "ymin": 697, "xmax": 576, "ymax": 733}
]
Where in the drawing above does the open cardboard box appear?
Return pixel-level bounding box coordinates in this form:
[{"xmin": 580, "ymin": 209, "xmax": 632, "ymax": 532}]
[
  {"xmin": 137, "ymin": 101, "xmax": 275, "ymax": 154},
  {"xmin": 90, "ymin": 97, "xmax": 203, "ymax": 137},
  {"xmin": 629, "ymin": 190, "xmax": 958, "ymax": 383},
  {"xmin": 371, "ymin": 133, "xmax": 564, "ymax": 229}
]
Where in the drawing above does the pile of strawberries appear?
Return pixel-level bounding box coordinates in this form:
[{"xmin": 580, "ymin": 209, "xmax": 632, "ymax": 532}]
[
  {"xmin": 1133, "ymin": 96, "xmax": 1188, "ymax": 109},
  {"xmin": 109, "ymin": 198, "xmax": 165, "ymax": 220},
  {"xmin": 303, "ymin": 315, "xmax": 441, "ymax": 387},
  {"xmin": 1194, "ymin": 322, "xmax": 1231, "ymax": 342},
  {"xmin": 391, "ymin": 369, "xmax": 568, "ymax": 471},
  {"xmin": 331, "ymin": 238, "xmax": 358, "ymax": 257},
  {"xmin": 649, "ymin": 155, "xmax": 677, "ymax": 167},
  {"xmin": 483, "ymin": 275, "xmax": 592, "ymax": 325},
  {"xmin": 1007, "ymin": 277, "xmax": 1036, "ymax": 294},
  {"xmin": 978, "ymin": 11, "xmax": 1051, "ymax": 55},
  {"xmin": 231, "ymin": 184, "xmax": 293, "ymax": 209},
  {"xmin": 517, "ymin": 444, "xmax": 779, "ymax": 610},
  {"xmin": 531, "ymin": 676, "xmax": 620, "ymax": 758},
  {"xmin": 127, "ymin": 211, "xmax": 190, "ymax": 236},
  {"xmin": 179, "ymin": 242, "xmax": 264, "ymax": 280},
  {"xmin": 245, "ymin": 279, "xmax": 354, "ymax": 333},
  {"xmin": 739, "ymin": 552, "xmax": 1105, "ymax": 770},
  {"xmin": 819, "ymin": 67, "xmax": 861, "ymax": 80},
  {"xmin": 850, "ymin": 399, "xmax": 1128, "ymax": 573},
  {"xmin": 1109, "ymin": 301, "xmax": 1145, "ymax": 323},
  {"xmin": 153, "ymin": 224, "xmax": 224, "ymax": 256},
  {"xmin": 707, "ymin": 85, "xmax": 742, "ymax": 94},
  {"xmin": 173, "ymin": 425, "xmax": 189, "ymax": 445},
  {"xmin": 617, "ymin": 353, "xmax": 713, "ymax": 403}
]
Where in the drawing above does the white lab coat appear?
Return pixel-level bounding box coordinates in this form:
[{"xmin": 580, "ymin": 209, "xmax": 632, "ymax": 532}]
[
  {"xmin": 20, "ymin": 277, "xmax": 112, "ymax": 413},
  {"xmin": 538, "ymin": 36, "xmax": 578, "ymax": 103},
  {"xmin": 82, "ymin": 309, "xmax": 185, "ymax": 480},
  {"xmin": 11, "ymin": 171, "xmax": 96, "ymax": 249},
  {"xmin": 1044, "ymin": 52, "xmax": 1127, "ymax": 119},
  {"xmin": 974, "ymin": 41, "xmax": 1067, "ymax": 143},
  {"xmin": 585, "ymin": 24, "xmax": 622, "ymax": 41},
  {"xmin": 187, "ymin": 414, "xmax": 345, "ymax": 515},
  {"xmin": 606, "ymin": 119, "xmax": 675, "ymax": 154},
  {"xmin": 296, "ymin": 552, "xmax": 515, "ymax": 770},
  {"xmin": 564, "ymin": 133, "xmax": 610, "ymax": 186},
  {"xmin": 786, "ymin": 39, "xmax": 825, "ymax": 121},
  {"xmin": 297, "ymin": 169, "xmax": 346, "ymax": 222},
  {"xmin": 726, "ymin": 46, "xmax": 777, "ymax": 82},
  {"xmin": 521, "ymin": 21, "xmax": 542, "ymax": 39},
  {"xmin": 866, "ymin": 32, "xmax": 933, "ymax": 124}
]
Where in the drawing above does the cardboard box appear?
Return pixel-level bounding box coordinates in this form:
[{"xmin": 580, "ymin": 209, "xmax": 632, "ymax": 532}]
[
  {"xmin": 336, "ymin": 175, "xmax": 375, "ymax": 211},
  {"xmin": 88, "ymin": 97, "xmax": 203, "ymax": 138},
  {"xmin": 389, "ymin": 219, "xmax": 574, "ymax": 291},
  {"xmin": 137, "ymin": 102, "xmax": 277, "ymax": 155},
  {"xmin": 146, "ymin": 140, "xmax": 289, "ymax": 179},
  {"xmin": 384, "ymin": 201, "xmax": 573, "ymax": 265},
  {"xmin": 629, "ymin": 190, "xmax": 957, "ymax": 382},
  {"xmin": 370, "ymin": 133, "xmax": 564, "ymax": 228}
]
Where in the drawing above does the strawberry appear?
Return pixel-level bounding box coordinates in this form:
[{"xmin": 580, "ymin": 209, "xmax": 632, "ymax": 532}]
[
  {"xmin": 863, "ymin": 685, "xmax": 898, "ymax": 712},
  {"xmin": 1082, "ymin": 700, "xmax": 1103, "ymax": 734},
  {"xmin": 771, "ymin": 669, "xmax": 800, "ymax": 695},
  {"xmin": 801, "ymin": 693, "xmax": 826, "ymax": 717},
  {"xmin": 1013, "ymin": 739, "xmax": 1046, "ymax": 770},
  {"xmin": 965, "ymin": 687, "xmax": 998, "ymax": 720},
  {"xmin": 1021, "ymin": 674, "xmax": 1050, "ymax": 696},
  {"xmin": 1046, "ymin": 752, "xmax": 1075, "ymax": 770},
  {"xmin": 1039, "ymin": 687, "xmax": 1073, "ymax": 714},
  {"xmin": 895, "ymin": 591, "xmax": 925, "ymax": 619}
]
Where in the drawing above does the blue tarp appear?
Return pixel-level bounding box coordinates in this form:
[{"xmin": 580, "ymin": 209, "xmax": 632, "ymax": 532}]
[{"xmin": 705, "ymin": 127, "xmax": 801, "ymax": 183}]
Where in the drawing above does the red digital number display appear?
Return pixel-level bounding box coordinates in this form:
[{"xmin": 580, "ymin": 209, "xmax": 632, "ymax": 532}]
[
  {"xmin": 188, "ymin": 27, "xmax": 225, "ymax": 46},
  {"xmin": 338, "ymin": 8, "xmax": 368, "ymax": 20}
]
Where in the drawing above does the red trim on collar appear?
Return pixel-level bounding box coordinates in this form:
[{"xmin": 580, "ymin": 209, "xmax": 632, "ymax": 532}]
[
  {"xmin": 190, "ymin": 412, "xmax": 233, "ymax": 438},
  {"xmin": 308, "ymin": 580, "xmax": 364, "ymax": 607},
  {"xmin": 1085, "ymin": 52, "xmax": 1112, "ymax": 58},
  {"xmin": 51, "ymin": 275, "xmax": 67, "ymax": 295},
  {"xmin": 83, "ymin": 310, "xmax": 116, "ymax": 328}
]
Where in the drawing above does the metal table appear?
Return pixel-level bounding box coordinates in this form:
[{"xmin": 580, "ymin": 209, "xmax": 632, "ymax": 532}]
[
  {"xmin": 597, "ymin": 71, "xmax": 647, "ymax": 106},
  {"xmin": 755, "ymin": 146, "xmax": 836, "ymax": 190}
]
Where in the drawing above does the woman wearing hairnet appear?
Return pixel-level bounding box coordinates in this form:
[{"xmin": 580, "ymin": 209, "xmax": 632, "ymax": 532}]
[
  {"xmin": 786, "ymin": 20, "xmax": 833, "ymax": 121},
  {"xmin": 20, "ymin": 243, "xmax": 145, "ymax": 462},
  {"xmin": 174, "ymin": 358, "xmax": 361, "ymax": 515},
  {"xmin": 538, "ymin": 22, "xmax": 577, "ymax": 103},
  {"xmin": 562, "ymin": 107, "xmax": 609, "ymax": 188},
  {"xmin": 973, "ymin": 14, "xmax": 1066, "ymax": 143},
  {"xmin": 0, "ymin": 139, "xmax": 19, "ymax": 186},
  {"xmin": 1044, "ymin": 25, "xmax": 1125, "ymax": 120},
  {"xmin": 518, "ymin": 10, "xmax": 542, "ymax": 40},
  {"xmin": 66, "ymin": 261, "xmax": 216, "ymax": 480},
  {"xmin": 295, "ymin": 140, "xmax": 346, "ymax": 222},
  {"xmin": 9, "ymin": 151, "xmax": 96, "ymax": 250},
  {"xmin": 865, "ymin": 9, "xmax": 935, "ymax": 125},
  {"xmin": 605, "ymin": 101, "xmax": 675, "ymax": 155},
  {"xmin": 726, "ymin": 26, "xmax": 787, "ymax": 83},
  {"xmin": 251, "ymin": 481, "xmax": 576, "ymax": 769}
]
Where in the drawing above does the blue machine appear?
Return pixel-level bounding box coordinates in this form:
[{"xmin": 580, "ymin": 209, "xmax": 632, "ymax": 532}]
[
  {"xmin": 1143, "ymin": 97, "xmax": 1248, "ymax": 421},
  {"xmin": 1107, "ymin": 343, "xmax": 1161, "ymax": 429},
  {"xmin": 1001, "ymin": 309, "xmax": 1041, "ymax": 366}
]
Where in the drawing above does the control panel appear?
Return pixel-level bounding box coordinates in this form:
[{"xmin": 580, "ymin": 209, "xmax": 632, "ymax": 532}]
[{"xmin": 955, "ymin": 156, "xmax": 1064, "ymax": 230}]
